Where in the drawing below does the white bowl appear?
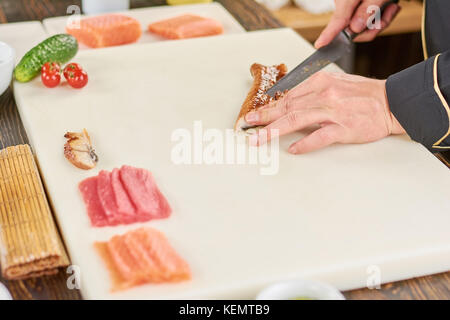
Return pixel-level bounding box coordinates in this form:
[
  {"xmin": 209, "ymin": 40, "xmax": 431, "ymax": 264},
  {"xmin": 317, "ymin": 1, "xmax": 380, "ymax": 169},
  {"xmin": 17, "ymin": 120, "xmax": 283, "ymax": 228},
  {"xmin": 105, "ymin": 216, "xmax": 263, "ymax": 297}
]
[
  {"xmin": 256, "ymin": 279, "xmax": 345, "ymax": 300},
  {"xmin": 0, "ymin": 41, "xmax": 15, "ymax": 96},
  {"xmin": 82, "ymin": 0, "xmax": 129, "ymax": 14},
  {"xmin": 0, "ymin": 282, "xmax": 12, "ymax": 300}
]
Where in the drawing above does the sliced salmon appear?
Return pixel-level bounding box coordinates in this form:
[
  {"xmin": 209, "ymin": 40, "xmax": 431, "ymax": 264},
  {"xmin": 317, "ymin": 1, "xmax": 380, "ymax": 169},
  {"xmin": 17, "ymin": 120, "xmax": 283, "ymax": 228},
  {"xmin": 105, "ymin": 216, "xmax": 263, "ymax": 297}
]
[
  {"xmin": 107, "ymin": 235, "xmax": 137, "ymax": 282},
  {"xmin": 95, "ymin": 227, "xmax": 191, "ymax": 291},
  {"xmin": 123, "ymin": 231, "xmax": 163, "ymax": 282},
  {"xmin": 134, "ymin": 227, "xmax": 190, "ymax": 282},
  {"xmin": 148, "ymin": 14, "xmax": 224, "ymax": 40},
  {"xmin": 66, "ymin": 14, "xmax": 142, "ymax": 48}
]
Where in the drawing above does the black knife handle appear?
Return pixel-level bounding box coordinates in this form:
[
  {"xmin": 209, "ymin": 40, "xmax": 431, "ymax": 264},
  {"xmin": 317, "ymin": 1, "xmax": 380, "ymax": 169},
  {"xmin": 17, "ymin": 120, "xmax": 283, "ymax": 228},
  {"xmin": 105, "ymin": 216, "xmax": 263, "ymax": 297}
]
[{"xmin": 343, "ymin": 0, "xmax": 400, "ymax": 41}]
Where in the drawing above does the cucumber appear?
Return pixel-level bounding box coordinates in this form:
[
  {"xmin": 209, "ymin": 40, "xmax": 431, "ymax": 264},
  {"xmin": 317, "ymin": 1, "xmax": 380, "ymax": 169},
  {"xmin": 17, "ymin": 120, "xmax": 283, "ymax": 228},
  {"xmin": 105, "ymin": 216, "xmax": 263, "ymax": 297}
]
[{"xmin": 14, "ymin": 34, "xmax": 78, "ymax": 83}]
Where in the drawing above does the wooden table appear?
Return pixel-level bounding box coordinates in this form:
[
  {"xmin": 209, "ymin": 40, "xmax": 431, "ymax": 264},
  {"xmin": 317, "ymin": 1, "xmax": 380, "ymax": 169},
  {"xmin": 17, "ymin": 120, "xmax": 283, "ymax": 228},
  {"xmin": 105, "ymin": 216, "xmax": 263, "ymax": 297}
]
[
  {"xmin": 272, "ymin": 0, "xmax": 424, "ymax": 42},
  {"xmin": 0, "ymin": 0, "xmax": 448, "ymax": 300}
]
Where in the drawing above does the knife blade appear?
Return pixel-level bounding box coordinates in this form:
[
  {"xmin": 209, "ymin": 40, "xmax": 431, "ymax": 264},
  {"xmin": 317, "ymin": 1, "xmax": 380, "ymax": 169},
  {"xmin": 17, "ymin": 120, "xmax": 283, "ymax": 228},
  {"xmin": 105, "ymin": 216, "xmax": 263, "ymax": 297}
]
[
  {"xmin": 266, "ymin": 0, "xmax": 399, "ymax": 97},
  {"xmin": 266, "ymin": 31, "xmax": 352, "ymax": 97}
]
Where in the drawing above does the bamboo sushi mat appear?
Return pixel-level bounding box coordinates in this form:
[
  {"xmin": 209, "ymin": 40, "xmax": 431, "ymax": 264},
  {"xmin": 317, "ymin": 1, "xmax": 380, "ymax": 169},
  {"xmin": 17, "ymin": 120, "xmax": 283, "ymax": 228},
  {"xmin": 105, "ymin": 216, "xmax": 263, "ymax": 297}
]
[{"xmin": 0, "ymin": 145, "xmax": 69, "ymax": 280}]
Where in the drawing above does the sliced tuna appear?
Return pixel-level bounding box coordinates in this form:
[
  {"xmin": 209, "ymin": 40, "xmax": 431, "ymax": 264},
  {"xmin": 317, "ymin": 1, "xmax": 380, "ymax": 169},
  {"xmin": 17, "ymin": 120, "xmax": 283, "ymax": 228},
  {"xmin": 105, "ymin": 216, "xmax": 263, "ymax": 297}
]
[
  {"xmin": 111, "ymin": 168, "xmax": 137, "ymax": 223},
  {"xmin": 79, "ymin": 176, "xmax": 109, "ymax": 227},
  {"xmin": 97, "ymin": 170, "xmax": 121, "ymax": 225},
  {"xmin": 119, "ymin": 165, "xmax": 172, "ymax": 219}
]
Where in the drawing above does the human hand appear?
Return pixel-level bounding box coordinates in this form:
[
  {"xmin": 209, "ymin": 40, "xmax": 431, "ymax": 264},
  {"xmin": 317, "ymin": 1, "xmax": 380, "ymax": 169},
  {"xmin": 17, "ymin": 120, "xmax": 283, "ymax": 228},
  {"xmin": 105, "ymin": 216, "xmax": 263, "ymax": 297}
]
[
  {"xmin": 246, "ymin": 72, "xmax": 406, "ymax": 154},
  {"xmin": 314, "ymin": 0, "xmax": 401, "ymax": 49}
]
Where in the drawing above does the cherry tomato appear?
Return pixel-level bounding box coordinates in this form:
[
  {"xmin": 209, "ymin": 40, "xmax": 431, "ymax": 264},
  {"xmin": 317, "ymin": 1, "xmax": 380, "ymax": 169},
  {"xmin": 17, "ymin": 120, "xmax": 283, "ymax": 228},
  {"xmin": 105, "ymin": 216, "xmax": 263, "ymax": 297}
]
[
  {"xmin": 63, "ymin": 63, "xmax": 83, "ymax": 80},
  {"xmin": 66, "ymin": 69, "xmax": 88, "ymax": 89},
  {"xmin": 41, "ymin": 62, "xmax": 61, "ymax": 88},
  {"xmin": 42, "ymin": 62, "xmax": 60, "ymax": 75}
]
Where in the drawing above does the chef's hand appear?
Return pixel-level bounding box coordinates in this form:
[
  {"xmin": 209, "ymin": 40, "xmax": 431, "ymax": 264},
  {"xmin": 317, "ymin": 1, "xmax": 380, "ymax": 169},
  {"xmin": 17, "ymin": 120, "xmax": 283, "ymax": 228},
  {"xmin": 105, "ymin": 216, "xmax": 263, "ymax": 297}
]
[
  {"xmin": 246, "ymin": 72, "xmax": 406, "ymax": 154},
  {"xmin": 315, "ymin": 0, "xmax": 401, "ymax": 48}
]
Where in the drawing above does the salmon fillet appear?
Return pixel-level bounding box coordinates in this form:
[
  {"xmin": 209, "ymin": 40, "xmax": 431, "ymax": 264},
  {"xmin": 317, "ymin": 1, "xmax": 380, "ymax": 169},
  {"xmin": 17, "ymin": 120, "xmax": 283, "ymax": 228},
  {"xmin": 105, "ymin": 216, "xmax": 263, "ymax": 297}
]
[
  {"xmin": 95, "ymin": 227, "xmax": 191, "ymax": 291},
  {"xmin": 66, "ymin": 14, "xmax": 142, "ymax": 48},
  {"xmin": 148, "ymin": 14, "xmax": 224, "ymax": 40}
]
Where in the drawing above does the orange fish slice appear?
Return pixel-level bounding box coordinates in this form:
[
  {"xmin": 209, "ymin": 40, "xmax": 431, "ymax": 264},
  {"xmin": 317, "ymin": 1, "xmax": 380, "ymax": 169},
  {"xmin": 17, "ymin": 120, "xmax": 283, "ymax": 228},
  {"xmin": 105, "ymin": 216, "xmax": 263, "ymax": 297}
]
[
  {"xmin": 95, "ymin": 227, "xmax": 191, "ymax": 291},
  {"xmin": 148, "ymin": 14, "xmax": 224, "ymax": 40},
  {"xmin": 66, "ymin": 14, "xmax": 142, "ymax": 48},
  {"xmin": 132, "ymin": 227, "xmax": 191, "ymax": 282}
]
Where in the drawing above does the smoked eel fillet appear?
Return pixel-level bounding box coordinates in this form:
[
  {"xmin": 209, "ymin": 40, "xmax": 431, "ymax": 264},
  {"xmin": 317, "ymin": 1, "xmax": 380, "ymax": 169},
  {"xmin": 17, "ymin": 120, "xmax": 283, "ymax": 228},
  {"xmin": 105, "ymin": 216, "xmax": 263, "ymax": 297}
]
[
  {"xmin": 95, "ymin": 227, "xmax": 191, "ymax": 291},
  {"xmin": 234, "ymin": 63, "xmax": 288, "ymax": 131}
]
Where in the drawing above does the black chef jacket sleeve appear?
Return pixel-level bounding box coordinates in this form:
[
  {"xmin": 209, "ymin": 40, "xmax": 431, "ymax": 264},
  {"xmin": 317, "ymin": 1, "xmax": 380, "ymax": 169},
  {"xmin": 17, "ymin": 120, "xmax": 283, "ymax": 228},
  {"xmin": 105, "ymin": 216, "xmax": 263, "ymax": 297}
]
[{"xmin": 386, "ymin": 51, "xmax": 450, "ymax": 152}]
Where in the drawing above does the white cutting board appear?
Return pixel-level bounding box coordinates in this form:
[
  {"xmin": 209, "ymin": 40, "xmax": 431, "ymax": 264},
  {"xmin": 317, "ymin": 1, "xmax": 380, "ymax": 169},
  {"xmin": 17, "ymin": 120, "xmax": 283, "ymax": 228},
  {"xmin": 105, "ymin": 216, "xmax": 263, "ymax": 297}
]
[
  {"xmin": 43, "ymin": 2, "xmax": 245, "ymax": 50},
  {"xmin": 13, "ymin": 28, "xmax": 450, "ymax": 299},
  {"xmin": 0, "ymin": 21, "xmax": 48, "ymax": 63}
]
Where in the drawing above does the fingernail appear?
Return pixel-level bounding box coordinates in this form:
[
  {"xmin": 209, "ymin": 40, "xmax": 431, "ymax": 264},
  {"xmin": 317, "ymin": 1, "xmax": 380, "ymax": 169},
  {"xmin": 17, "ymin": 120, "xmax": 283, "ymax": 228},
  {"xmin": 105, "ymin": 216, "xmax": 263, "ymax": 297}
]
[
  {"xmin": 352, "ymin": 18, "xmax": 366, "ymax": 33},
  {"xmin": 314, "ymin": 39, "xmax": 321, "ymax": 49},
  {"xmin": 288, "ymin": 145, "xmax": 297, "ymax": 154},
  {"xmin": 248, "ymin": 134, "xmax": 258, "ymax": 146},
  {"xmin": 245, "ymin": 112, "xmax": 259, "ymax": 123}
]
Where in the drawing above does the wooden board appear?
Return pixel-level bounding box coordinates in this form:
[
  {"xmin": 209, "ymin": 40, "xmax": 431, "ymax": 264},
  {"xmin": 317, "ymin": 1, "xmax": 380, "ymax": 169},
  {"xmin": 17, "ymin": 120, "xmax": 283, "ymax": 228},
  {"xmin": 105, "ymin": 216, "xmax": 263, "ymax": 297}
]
[
  {"xmin": 272, "ymin": 0, "xmax": 423, "ymax": 41},
  {"xmin": 43, "ymin": 2, "xmax": 245, "ymax": 50},
  {"xmin": 13, "ymin": 28, "xmax": 450, "ymax": 299}
]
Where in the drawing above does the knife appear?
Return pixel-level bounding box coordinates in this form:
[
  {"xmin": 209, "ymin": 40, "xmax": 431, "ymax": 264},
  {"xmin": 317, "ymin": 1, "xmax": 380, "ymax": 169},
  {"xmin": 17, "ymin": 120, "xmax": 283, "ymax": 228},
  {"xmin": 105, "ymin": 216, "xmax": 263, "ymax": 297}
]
[{"xmin": 266, "ymin": 0, "xmax": 399, "ymax": 97}]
